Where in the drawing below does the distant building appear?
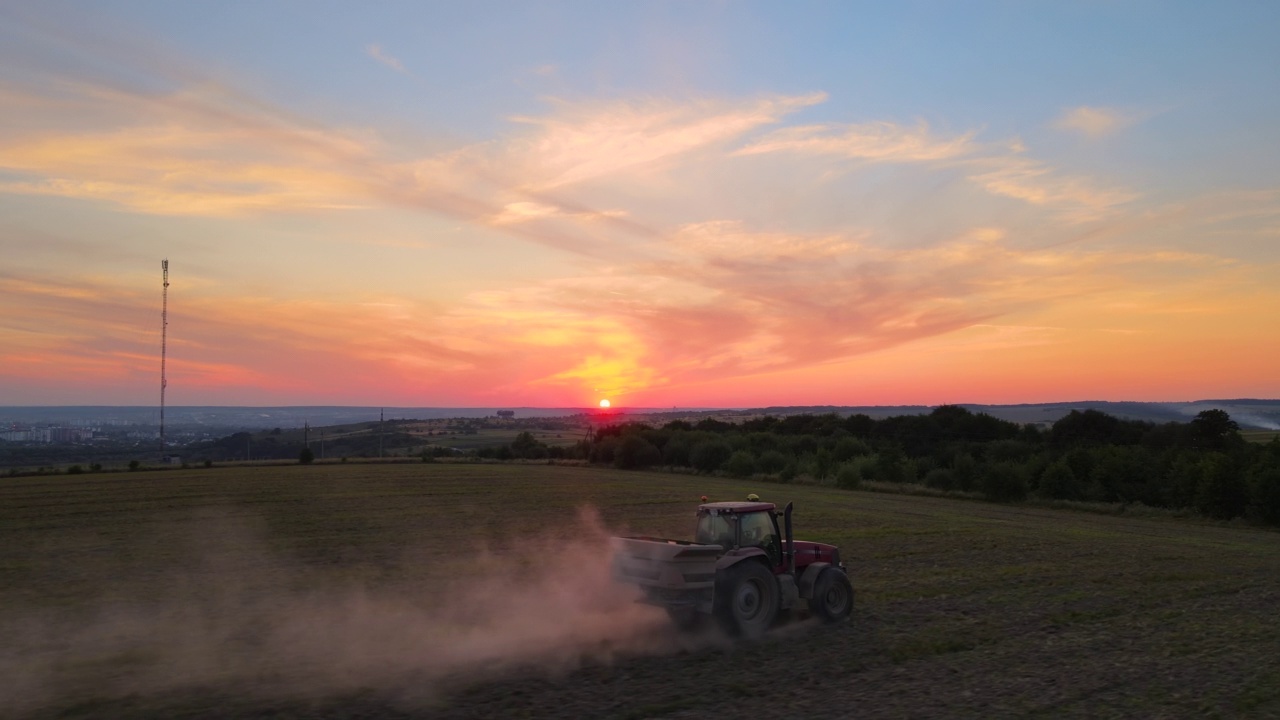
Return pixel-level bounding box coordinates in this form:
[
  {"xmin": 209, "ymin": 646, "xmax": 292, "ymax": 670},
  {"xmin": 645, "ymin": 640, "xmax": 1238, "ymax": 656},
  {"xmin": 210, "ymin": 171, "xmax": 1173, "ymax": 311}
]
[{"xmin": 497, "ymin": 410, "xmax": 515, "ymax": 419}]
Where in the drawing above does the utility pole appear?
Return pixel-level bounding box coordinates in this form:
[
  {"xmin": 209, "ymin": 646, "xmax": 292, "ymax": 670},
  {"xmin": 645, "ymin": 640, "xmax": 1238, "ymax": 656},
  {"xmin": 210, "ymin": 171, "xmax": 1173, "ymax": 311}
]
[
  {"xmin": 159, "ymin": 259, "xmax": 169, "ymax": 461},
  {"xmin": 304, "ymin": 421, "xmax": 310, "ymax": 448},
  {"xmin": 379, "ymin": 408, "xmax": 384, "ymax": 458}
]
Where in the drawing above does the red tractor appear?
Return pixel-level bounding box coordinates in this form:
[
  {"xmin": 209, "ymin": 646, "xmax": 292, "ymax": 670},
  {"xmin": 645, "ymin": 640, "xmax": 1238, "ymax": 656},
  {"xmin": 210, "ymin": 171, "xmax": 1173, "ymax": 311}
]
[{"xmin": 612, "ymin": 499, "xmax": 853, "ymax": 637}]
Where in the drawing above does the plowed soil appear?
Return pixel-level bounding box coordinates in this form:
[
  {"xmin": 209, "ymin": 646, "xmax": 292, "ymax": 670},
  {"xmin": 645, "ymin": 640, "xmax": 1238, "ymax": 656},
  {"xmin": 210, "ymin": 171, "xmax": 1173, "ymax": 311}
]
[{"xmin": 3, "ymin": 463, "xmax": 1278, "ymax": 719}]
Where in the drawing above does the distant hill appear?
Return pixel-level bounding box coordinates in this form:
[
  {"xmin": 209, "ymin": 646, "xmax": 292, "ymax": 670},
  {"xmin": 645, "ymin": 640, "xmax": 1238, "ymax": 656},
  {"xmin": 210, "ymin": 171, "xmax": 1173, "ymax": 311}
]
[{"xmin": 1, "ymin": 400, "xmax": 1276, "ymax": 430}]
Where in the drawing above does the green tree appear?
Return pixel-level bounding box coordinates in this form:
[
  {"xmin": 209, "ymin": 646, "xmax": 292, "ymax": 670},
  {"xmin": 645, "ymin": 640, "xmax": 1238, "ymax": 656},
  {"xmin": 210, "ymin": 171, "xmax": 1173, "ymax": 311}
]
[
  {"xmin": 298, "ymin": 447, "xmax": 314, "ymax": 465},
  {"xmin": 1190, "ymin": 409, "xmax": 1241, "ymax": 450},
  {"xmin": 836, "ymin": 462, "xmax": 862, "ymax": 490},
  {"xmin": 690, "ymin": 439, "xmax": 733, "ymax": 474},
  {"xmin": 511, "ymin": 431, "xmax": 548, "ymax": 459},
  {"xmin": 981, "ymin": 462, "xmax": 1029, "ymax": 503},
  {"xmin": 722, "ymin": 450, "xmax": 757, "ymax": 478},
  {"xmin": 1037, "ymin": 459, "xmax": 1079, "ymax": 500},
  {"xmin": 614, "ymin": 435, "xmax": 662, "ymax": 469},
  {"xmin": 1247, "ymin": 464, "xmax": 1280, "ymax": 525}
]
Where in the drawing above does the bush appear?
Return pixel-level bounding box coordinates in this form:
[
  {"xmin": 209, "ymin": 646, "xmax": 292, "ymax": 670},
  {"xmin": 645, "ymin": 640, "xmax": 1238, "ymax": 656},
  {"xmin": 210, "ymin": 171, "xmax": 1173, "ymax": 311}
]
[
  {"xmin": 1196, "ymin": 453, "xmax": 1247, "ymax": 520},
  {"xmin": 204, "ymin": 459, "xmax": 213, "ymax": 468},
  {"xmin": 722, "ymin": 451, "xmax": 757, "ymax": 478},
  {"xmin": 835, "ymin": 463, "xmax": 862, "ymax": 490},
  {"xmin": 873, "ymin": 448, "xmax": 911, "ymax": 484},
  {"xmin": 756, "ymin": 449, "xmax": 789, "ymax": 475},
  {"xmin": 89, "ymin": 463, "xmax": 102, "ymax": 473},
  {"xmin": 1037, "ymin": 460, "xmax": 1079, "ymax": 500},
  {"xmin": 614, "ymin": 435, "xmax": 662, "ymax": 470},
  {"xmin": 1247, "ymin": 465, "xmax": 1280, "ymax": 525},
  {"xmin": 67, "ymin": 465, "xmax": 83, "ymax": 475},
  {"xmin": 590, "ymin": 436, "xmax": 620, "ymax": 465},
  {"xmin": 951, "ymin": 453, "xmax": 978, "ymax": 491},
  {"xmin": 832, "ymin": 437, "xmax": 870, "ymax": 462},
  {"xmin": 511, "ymin": 431, "xmax": 548, "ymax": 459},
  {"xmin": 923, "ymin": 467, "xmax": 956, "ymax": 491},
  {"xmin": 128, "ymin": 460, "xmax": 140, "ymax": 471},
  {"xmin": 299, "ymin": 447, "xmax": 315, "ymax": 465},
  {"xmin": 690, "ymin": 439, "xmax": 733, "ymax": 474},
  {"xmin": 981, "ymin": 462, "xmax": 1028, "ymax": 502}
]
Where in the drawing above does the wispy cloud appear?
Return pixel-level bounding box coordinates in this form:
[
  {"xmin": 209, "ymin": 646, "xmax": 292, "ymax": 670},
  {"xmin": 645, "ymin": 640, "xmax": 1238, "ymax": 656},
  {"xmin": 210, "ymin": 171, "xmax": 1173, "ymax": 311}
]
[
  {"xmin": 507, "ymin": 92, "xmax": 827, "ymax": 189},
  {"xmin": 365, "ymin": 43, "xmax": 406, "ymax": 73},
  {"xmin": 967, "ymin": 156, "xmax": 1139, "ymax": 223},
  {"xmin": 1053, "ymin": 106, "xmax": 1135, "ymax": 138},
  {"xmin": 735, "ymin": 120, "xmax": 975, "ymax": 162}
]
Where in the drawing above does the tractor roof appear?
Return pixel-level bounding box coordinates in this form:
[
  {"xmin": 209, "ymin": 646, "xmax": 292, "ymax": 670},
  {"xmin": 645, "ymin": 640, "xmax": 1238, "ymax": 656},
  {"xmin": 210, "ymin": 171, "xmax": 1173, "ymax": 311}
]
[{"xmin": 698, "ymin": 501, "xmax": 776, "ymax": 514}]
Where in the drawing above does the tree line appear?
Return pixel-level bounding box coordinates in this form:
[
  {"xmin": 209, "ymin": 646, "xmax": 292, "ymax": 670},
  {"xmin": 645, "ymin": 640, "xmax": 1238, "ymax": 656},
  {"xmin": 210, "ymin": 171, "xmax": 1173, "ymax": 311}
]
[{"xmin": 487, "ymin": 407, "xmax": 1280, "ymax": 527}]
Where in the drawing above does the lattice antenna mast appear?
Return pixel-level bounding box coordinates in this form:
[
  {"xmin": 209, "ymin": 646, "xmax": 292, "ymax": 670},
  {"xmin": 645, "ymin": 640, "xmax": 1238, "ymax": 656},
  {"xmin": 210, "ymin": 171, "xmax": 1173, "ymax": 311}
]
[{"xmin": 160, "ymin": 259, "xmax": 169, "ymax": 459}]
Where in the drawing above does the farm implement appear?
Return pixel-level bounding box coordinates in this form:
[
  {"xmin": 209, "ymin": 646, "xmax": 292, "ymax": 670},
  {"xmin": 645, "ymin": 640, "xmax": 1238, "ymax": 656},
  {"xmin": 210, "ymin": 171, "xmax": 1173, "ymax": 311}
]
[{"xmin": 612, "ymin": 497, "xmax": 854, "ymax": 637}]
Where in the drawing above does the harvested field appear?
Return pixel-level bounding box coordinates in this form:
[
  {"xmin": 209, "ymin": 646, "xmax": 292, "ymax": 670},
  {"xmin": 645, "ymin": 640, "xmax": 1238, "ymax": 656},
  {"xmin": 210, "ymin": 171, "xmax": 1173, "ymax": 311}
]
[{"xmin": 3, "ymin": 463, "xmax": 1279, "ymax": 719}]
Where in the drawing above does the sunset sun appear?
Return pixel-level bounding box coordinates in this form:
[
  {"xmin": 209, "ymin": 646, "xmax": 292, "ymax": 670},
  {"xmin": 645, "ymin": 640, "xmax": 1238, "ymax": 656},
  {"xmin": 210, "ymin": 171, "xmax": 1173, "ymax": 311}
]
[{"xmin": 599, "ymin": 399, "xmax": 611, "ymax": 408}]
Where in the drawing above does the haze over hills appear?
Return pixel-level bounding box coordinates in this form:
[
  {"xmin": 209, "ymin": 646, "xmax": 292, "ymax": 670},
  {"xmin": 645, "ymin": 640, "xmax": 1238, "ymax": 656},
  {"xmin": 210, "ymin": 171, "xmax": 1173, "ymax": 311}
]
[{"xmin": 2, "ymin": 400, "xmax": 1278, "ymax": 430}]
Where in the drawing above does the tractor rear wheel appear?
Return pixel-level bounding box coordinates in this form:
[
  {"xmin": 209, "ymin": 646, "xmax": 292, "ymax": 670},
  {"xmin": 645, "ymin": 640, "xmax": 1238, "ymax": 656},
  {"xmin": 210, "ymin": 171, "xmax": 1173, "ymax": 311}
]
[
  {"xmin": 713, "ymin": 561, "xmax": 779, "ymax": 638},
  {"xmin": 811, "ymin": 567, "xmax": 854, "ymax": 622}
]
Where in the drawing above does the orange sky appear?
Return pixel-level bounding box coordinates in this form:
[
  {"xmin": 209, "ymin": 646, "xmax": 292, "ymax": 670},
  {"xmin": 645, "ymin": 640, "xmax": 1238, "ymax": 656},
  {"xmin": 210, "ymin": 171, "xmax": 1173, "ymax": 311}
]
[{"xmin": 1, "ymin": 4, "xmax": 1278, "ymax": 407}]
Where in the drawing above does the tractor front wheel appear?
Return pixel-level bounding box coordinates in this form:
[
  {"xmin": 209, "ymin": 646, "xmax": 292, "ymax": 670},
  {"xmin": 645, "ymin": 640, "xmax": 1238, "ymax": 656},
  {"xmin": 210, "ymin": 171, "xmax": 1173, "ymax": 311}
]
[
  {"xmin": 713, "ymin": 561, "xmax": 779, "ymax": 638},
  {"xmin": 811, "ymin": 567, "xmax": 854, "ymax": 622}
]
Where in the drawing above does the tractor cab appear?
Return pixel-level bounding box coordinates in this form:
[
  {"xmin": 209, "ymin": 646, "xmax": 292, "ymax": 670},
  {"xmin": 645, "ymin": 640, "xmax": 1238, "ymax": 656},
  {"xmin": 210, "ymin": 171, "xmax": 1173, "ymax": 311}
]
[{"xmin": 695, "ymin": 501, "xmax": 784, "ymax": 567}]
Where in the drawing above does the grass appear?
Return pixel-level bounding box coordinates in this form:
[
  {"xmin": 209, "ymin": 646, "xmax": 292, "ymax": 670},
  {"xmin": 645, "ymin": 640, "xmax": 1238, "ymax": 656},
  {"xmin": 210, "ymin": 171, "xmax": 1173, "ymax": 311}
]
[{"xmin": 3, "ymin": 463, "xmax": 1280, "ymax": 719}]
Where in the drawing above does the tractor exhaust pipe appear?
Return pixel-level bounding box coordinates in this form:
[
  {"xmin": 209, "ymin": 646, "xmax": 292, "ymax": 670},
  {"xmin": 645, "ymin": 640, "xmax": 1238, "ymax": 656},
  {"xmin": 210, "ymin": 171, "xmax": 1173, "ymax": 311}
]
[{"xmin": 784, "ymin": 501, "xmax": 795, "ymax": 576}]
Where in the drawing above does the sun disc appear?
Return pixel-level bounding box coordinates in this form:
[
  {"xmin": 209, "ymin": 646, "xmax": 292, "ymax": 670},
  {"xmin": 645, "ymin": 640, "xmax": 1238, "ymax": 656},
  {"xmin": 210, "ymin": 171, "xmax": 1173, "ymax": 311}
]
[{"xmin": 599, "ymin": 399, "xmax": 611, "ymax": 408}]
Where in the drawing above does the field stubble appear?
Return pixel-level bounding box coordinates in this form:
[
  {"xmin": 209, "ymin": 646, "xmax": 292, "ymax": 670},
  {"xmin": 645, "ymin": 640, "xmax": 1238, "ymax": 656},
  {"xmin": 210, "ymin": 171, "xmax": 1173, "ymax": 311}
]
[{"xmin": 2, "ymin": 464, "xmax": 1279, "ymax": 719}]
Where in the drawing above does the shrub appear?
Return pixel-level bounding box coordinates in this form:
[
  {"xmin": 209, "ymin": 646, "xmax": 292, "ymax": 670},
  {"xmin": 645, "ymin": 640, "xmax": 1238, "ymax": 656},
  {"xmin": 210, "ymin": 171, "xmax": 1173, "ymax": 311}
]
[
  {"xmin": 835, "ymin": 462, "xmax": 862, "ymax": 490},
  {"xmin": 614, "ymin": 435, "xmax": 662, "ymax": 470},
  {"xmin": 756, "ymin": 450, "xmax": 789, "ymax": 475},
  {"xmin": 1196, "ymin": 453, "xmax": 1247, "ymax": 520},
  {"xmin": 981, "ymin": 462, "xmax": 1028, "ymax": 503},
  {"xmin": 1037, "ymin": 460, "xmax": 1079, "ymax": 500},
  {"xmin": 204, "ymin": 459, "xmax": 213, "ymax": 468},
  {"xmin": 832, "ymin": 437, "xmax": 870, "ymax": 462},
  {"xmin": 873, "ymin": 448, "xmax": 911, "ymax": 484},
  {"xmin": 128, "ymin": 460, "xmax": 140, "ymax": 471},
  {"xmin": 89, "ymin": 463, "xmax": 103, "ymax": 473},
  {"xmin": 1247, "ymin": 465, "xmax": 1280, "ymax": 526},
  {"xmin": 690, "ymin": 439, "xmax": 733, "ymax": 474},
  {"xmin": 590, "ymin": 436, "xmax": 620, "ymax": 465},
  {"xmin": 299, "ymin": 447, "xmax": 315, "ymax": 465},
  {"xmin": 951, "ymin": 453, "xmax": 978, "ymax": 491},
  {"xmin": 923, "ymin": 467, "xmax": 956, "ymax": 491},
  {"xmin": 67, "ymin": 465, "xmax": 83, "ymax": 475},
  {"xmin": 722, "ymin": 451, "xmax": 757, "ymax": 478}
]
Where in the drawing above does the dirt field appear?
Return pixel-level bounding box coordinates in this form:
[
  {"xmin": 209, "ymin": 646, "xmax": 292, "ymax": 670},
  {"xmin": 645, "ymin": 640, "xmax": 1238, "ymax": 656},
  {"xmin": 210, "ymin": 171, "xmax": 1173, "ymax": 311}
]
[{"xmin": 3, "ymin": 463, "xmax": 1279, "ymax": 719}]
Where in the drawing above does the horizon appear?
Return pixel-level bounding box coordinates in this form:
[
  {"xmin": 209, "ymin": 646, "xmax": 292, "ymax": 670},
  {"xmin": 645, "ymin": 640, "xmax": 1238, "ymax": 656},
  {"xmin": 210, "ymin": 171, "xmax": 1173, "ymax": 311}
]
[{"xmin": 2, "ymin": 3, "xmax": 1278, "ymax": 406}]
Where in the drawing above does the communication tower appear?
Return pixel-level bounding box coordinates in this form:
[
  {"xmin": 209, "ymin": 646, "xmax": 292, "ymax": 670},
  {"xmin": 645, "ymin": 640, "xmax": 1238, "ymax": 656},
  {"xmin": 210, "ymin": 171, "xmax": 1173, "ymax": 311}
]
[{"xmin": 160, "ymin": 259, "xmax": 169, "ymax": 460}]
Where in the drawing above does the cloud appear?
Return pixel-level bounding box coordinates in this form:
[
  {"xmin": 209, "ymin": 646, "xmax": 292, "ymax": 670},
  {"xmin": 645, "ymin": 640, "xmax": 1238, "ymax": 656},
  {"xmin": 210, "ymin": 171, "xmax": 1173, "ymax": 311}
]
[
  {"xmin": 734, "ymin": 120, "xmax": 975, "ymax": 162},
  {"xmin": 1053, "ymin": 106, "xmax": 1135, "ymax": 138},
  {"xmin": 366, "ymin": 44, "xmax": 406, "ymax": 73},
  {"xmin": 967, "ymin": 156, "xmax": 1139, "ymax": 223},
  {"xmin": 507, "ymin": 92, "xmax": 827, "ymax": 189}
]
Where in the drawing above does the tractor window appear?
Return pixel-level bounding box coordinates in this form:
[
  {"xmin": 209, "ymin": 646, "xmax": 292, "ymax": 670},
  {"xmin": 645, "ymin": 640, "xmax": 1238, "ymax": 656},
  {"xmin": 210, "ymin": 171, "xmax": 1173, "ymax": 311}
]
[
  {"xmin": 695, "ymin": 514, "xmax": 736, "ymax": 549},
  {"xmin": 739, "ymin": 512, "xmax": 781, "ymax": 565}
]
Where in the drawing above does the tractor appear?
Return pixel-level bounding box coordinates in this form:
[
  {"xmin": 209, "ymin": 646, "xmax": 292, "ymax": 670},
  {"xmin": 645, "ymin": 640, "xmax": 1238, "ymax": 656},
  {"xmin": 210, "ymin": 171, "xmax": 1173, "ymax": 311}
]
[{"xmin": 611, "ymin": 499, "xmax": 853, "ymax": 637}]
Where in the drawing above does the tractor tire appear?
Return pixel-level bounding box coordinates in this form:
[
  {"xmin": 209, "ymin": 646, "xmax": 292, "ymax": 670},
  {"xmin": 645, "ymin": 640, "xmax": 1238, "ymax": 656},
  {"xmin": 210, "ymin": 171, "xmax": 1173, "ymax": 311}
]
[
  {"xmin": 713, "ymin": 561, "xmax": 779, "ymax": 638},
  {"xmin": 811, "ymin": 567, "xmax": 854, "ymax": 622}
]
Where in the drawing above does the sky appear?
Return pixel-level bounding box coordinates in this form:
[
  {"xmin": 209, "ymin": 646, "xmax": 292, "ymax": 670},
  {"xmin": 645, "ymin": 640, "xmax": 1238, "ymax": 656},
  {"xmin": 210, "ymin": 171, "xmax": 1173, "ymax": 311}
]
[{"xmin": 1, "ymin": 1, "xmax": 1278, "ymax": 408}]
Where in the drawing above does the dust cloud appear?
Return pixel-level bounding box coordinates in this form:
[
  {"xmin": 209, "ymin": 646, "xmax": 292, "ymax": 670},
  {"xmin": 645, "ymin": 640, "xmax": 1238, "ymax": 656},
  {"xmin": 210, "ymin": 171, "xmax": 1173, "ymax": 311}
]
[{"xmin": 0, "ymin": 507, "xmax": 704, "ymax": 716}]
